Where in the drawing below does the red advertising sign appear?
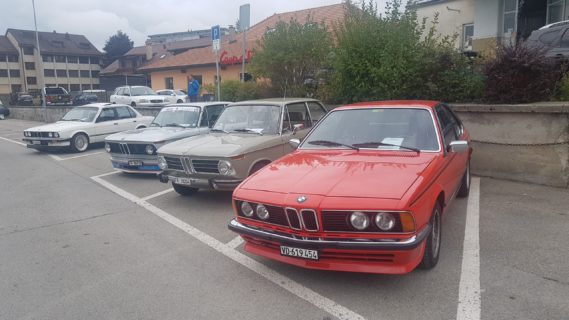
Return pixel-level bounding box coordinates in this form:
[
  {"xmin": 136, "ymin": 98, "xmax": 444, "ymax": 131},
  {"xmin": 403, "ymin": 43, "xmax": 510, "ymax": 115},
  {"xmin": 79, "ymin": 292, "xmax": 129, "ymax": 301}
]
[{"xmin": 220, "ymin": 50, "xmax": 253, "ymax": 65}]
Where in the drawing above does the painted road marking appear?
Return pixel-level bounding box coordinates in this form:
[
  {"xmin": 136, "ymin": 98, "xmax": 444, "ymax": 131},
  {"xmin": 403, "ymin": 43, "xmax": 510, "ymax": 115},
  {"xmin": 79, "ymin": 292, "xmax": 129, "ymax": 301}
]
[
  {"xmin": 57, "ymin": 151, "xmax": 105, "ymax": 161},
  {"xmin": 142, "ymin": 188, "xmax": 174, "ymax": 201},
  {"xmin": 92, "ymin": 170, "xmax": 121, "ymax": 179},
  {"xmin": 456, "ymin": 177, "xmax": 481, "ymax": 320},
  {"xmin": 227, "ymin": 236, "xmax": 244, "ymax": 249},
  {"xmin": 91, "ymin": 175, "xmax": 366, "ymax": 320},
  {"xmin": 0, "ymin": 136, "xmax": 27, "ymax": 146},
  {"xmin": 49, "ymin": 154, "xmax": 64, "ymax": 161}
]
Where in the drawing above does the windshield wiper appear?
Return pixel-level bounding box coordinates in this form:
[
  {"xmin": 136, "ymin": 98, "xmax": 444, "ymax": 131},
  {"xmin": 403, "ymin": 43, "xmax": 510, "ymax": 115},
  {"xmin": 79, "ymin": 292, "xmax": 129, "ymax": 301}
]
[
  {"xmin": 352, "ymin": 141, "xmax": 420, "ymax": 153},
  {"xmin": 307, "ymin": 140, "xmax": 359, "ymax": 150},
  {"xmin": 232, "ymin": 128, "xmax": 263, "ymax": 135},
  {"xmin": 211, "ymin": 128, "xmax": 228, "ymax": 133},
  {"xmin": 163, "ymin": 123, "xmax": 186, "ymax": 128}
]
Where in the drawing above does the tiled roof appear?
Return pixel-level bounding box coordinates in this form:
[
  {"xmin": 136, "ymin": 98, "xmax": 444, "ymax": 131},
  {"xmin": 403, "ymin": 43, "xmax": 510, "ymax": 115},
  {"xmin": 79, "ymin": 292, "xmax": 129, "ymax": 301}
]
[
  {"xmin": 100, "ymin": 60, "xmax": 120, "ymax": 74},
  {"xmin": 138, "ymin": 3, "xmax": 346, "ymax": 72},
  {"xmin": 407, "ymin": 0, "xmax": 446, "ymax": 7},
  {"xmin": 6, "ymin": 28, "xmax": 102, "ymax": 56},
  {"xmin": 124, "ymin": 38, "xmax": 212, "ymax": 57},
  {"xmin": 0, "ymin": 35, "xmax": 17, "ymax": 54}
]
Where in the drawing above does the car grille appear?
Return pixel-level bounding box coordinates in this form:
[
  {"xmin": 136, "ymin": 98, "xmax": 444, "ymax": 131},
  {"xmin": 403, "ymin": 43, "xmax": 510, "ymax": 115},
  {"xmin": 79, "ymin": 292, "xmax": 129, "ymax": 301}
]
[
  {"xmin": 191, "ymin": 159, "xmax": 220, "ymax": 174},
  {"xmin": 28, "ymin": 132, "xmax": 50, "ymax": 138},
  {"xmin": 108, "ymin": 142, "xmax": 149, "ymax": 155},
  {"xmin": 237, "ymin": 201, "xmax": 319, "ymax": 231},
  {"xmin": 164, "ymin": 156, "xmax": 184, "ymax": 171},
  {"xmin": 300, "ymin": 210, "xmax": 318, "ymax": 231},
  {"xmin": 150, "ymin": 99, "xmax": 162, "ymax": 103}
]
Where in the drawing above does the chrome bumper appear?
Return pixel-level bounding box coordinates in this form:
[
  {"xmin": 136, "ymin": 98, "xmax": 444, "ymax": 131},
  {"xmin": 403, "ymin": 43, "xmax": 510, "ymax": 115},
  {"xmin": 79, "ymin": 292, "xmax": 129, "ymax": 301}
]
[
  {"xmin": 159, "ymin": 172, "xmax": 242, "ymax": 190},
  {"xmin": 228, "ymin": 219, "xmax": 430, "ymax": 251}
]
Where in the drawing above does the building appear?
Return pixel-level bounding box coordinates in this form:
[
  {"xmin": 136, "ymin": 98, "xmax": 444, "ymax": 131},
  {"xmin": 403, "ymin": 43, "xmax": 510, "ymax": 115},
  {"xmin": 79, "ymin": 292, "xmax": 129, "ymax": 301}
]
[
  {"xmin": 411, "ymin": 0, "xmax": 569, "ymax": 53},
  {"xmin": 136, "ymin": 3, "xmax": 346, "ymax": 93},
  {"xmin": 1, "ymin": 28, "xmax": 103, "ymax": 95},
  {"xmin": 146, "ymin": 28, "xmax": 229, "ymax": 45},
  {"xmin": 0, "ymin": 35, "xmax": 21, "ymax": 95}
]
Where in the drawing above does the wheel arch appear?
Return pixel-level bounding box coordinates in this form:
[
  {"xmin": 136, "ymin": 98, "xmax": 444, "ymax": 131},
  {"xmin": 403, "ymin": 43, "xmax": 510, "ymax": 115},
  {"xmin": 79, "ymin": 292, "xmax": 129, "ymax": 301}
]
[{"xmin": 247, "ymin": 158, "xmax": 272, "ymax": 176}]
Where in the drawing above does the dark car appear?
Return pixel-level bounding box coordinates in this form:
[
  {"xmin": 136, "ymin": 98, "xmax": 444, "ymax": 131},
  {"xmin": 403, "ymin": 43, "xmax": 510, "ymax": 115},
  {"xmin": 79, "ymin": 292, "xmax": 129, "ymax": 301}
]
[
  {"xmin": 10, "ymin": 92, "xmax": 34, "ymax": 106},
  {"xmin": 525, "ymin": 20, "xmax": 569, "ymax": 59},
  {"xmin": 73, "ymin": 93, "xmax": 98, "ymax": 105},
  {"xmin": 0, "ymin": 99, "xmax": 9, "ymax": 120}
]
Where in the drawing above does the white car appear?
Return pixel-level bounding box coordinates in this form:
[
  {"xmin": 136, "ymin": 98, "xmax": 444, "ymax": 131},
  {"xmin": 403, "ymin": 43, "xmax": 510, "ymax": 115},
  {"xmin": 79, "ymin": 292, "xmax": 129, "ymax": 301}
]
[
  {"xmin": 110, "ymin": 86, "xmax": 171, "ymax": 107},
  {"xmin": 23, "ymin": 103, "xmax": 154, "ymax": 152},
  {"xmin": 156, "ymin": 89, "xmax": 188, "ymax": 103}
]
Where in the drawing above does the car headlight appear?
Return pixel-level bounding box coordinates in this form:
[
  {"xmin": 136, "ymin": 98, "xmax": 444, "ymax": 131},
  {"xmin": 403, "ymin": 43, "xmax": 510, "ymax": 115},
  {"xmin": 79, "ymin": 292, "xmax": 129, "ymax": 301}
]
[
  {"xmin": 218, "ymin": 160, "xmax": 234, "ymax": 175},
  {"xmin": 24, "ymin": 132, "xmax": 29, "ymax": 137},
  {"xmin": 158, "ymin": 156, "xmax": 167, "ymax": 169},
  {"xmin": 256, "ymin": 204, "xmax": 270, "ymax": 220},
  {"xmin": 145, "ymin": 144, "xmax": 156, "ymax": 155},
  {"xmin": 48, "ymin": 132, "xmax": 53, "ymax": 137},
  {"xmin": 104, "ymin": 143, "xmax": 111, "ymax": 153},
  {"xmin": 350, "ymin": 211, "xmax": 370, "ymax": 230},
  {"xmin": 241, "ymin": 201, "xmax": 254, "ymax": 217},
  {"xmin": 139, "ymin": 99, "xmax": 148, "ymax": 103},
  {"xmin": 53, "ymin": 132, "xmax": 59, "ymax": 138},
  {"xmin": 375, "ymin": 212, "xmax": 396, "ymax": 231}
]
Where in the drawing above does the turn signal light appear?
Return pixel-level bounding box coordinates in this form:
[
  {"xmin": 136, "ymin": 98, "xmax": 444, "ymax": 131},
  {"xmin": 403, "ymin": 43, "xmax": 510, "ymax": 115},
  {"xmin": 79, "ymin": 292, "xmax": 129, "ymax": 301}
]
[{"xmin": 399, "ymin": 212, "xmax": 416, "ymax": 233}]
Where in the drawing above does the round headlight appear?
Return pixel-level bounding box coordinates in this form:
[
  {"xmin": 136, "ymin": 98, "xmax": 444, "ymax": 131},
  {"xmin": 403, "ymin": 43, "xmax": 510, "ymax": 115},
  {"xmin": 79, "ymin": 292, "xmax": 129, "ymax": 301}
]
[
  {"xmin": 48, "ymin": 132, "xmax": 53, "ymax": 137},
  {"xmin": 350, "ymin": 211, "xmax": 370, "ymax": 231},
  {"xmin": 241, "ymin": 201, "xmax": 254, "ymax": 217},
  {"xmin": 54, "ymin": 132, "xmax": 60, "ymax": 138},
  {"xmin": 145, "ymin": 145, "xmax": 156, "ymax": 155},
  {"xmin": 375, "ymin": 212, "xmax": 396, "ymax": 231},
  {"xmin": 24, "ymin": 132, "xmax": 28, "ymax": 137},
  {"xmin": 104, "ymin": 143, "xmax": 111, "ymax": 153},
  {"xmin": 158, "ymin": 156, "xmax": 167, "ymax": 169},
  {"xmin": 256, "ymin": 204, "xmax": 270, "ymax": 220},
  {"xmin": 218, "ymin": 160, "xmax": 232, "ymax": 175}
]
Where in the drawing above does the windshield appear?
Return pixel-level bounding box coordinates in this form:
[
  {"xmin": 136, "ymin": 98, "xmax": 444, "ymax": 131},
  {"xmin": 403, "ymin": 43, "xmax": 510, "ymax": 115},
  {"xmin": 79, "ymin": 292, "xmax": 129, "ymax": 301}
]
[
  {"xmin": 150, "ymin": 106, "xmax": 201, "ymax": 127},
  {"xmin": 61, "ymin": 107, "xmax": 99, "ymax": 122},
  {"xmin": 213, "ymin": 105, "xmax": 281, "ymax": 135},
  {"xmin": 131, "ymin": 87, "xmax": 156, "ymax": 96},
  {"xmin": 302, "ymin": 108, "xmax": 440, "ymax": 151}
]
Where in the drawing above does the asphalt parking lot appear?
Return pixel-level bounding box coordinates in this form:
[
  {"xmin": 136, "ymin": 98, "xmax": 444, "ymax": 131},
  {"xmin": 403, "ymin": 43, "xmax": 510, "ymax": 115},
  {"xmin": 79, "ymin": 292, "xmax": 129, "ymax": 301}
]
[{"xmin": 1, "ymin": 118, "xmax": 568, "ymax": 320}]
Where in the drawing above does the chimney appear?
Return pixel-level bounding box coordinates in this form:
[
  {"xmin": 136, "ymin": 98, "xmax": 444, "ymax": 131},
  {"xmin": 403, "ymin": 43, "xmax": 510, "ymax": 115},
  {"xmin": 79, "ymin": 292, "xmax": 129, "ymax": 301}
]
[
  {"xmin": 228, "ymin": 25, "xmax": 236, "ymax": 43},
  {"xmin": 146, "ymin": 44, "xmax": 153, "ymax": 61}
]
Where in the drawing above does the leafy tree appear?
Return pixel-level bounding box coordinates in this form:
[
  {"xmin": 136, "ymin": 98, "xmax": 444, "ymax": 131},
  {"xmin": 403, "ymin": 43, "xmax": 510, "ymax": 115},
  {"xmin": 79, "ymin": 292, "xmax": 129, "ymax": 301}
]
[
  {"xmin": 249, "ymin": 18, "xmax": 333, "ymax": 97},
  {"xmin": 103, "ymin": 30, "xmax": 134, "ymax": 66}
]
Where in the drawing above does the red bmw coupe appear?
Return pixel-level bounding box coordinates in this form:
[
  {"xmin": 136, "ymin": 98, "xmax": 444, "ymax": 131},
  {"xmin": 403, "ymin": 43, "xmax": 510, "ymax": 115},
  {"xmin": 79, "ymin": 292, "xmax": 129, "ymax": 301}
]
[{"xmin": 228, "ymin": 101, "xmax": 472, "ymax": 274}]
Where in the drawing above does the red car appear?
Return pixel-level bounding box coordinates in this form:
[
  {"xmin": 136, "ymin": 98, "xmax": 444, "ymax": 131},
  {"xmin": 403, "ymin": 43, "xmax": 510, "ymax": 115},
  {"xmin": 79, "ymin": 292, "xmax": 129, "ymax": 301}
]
[{"xmin": 228, "ymin": 101, "xmax": 472, "ymax": 274}]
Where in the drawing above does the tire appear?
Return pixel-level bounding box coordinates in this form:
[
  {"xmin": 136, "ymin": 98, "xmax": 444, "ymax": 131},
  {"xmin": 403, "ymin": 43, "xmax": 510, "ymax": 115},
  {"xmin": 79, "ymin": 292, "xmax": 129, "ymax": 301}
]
[
  {"xmin": 130, "ymin": 102, "xmax": 136, "ymax": 107},
  {"xmin": 172, "ymin": 182, "xmax": 199, "ymax": 196},
  {"xmin": 70, "ymin": 133, "xmax": 89, "ymax": 153},
  {"xmin": 419, "ymin": 202, "xmax": 442, "ymax": 270},
  {"xmin": 249, "ymin": 161, "xmax": 269, "ymax": 176},
  {"xmin": 457, "ymin": 162, "xmax": 470, "ymax": 198},
  {"xmin": 177, "ymin": 99, "xmax": 183, "ymax": 103}
]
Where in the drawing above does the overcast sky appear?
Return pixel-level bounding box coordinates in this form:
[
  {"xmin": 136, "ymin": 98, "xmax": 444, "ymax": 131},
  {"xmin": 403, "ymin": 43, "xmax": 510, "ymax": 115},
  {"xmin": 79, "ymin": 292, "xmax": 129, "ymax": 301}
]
[{"xmin": 0, "ymin": 0, "xmax": 394, "ymax": 52}]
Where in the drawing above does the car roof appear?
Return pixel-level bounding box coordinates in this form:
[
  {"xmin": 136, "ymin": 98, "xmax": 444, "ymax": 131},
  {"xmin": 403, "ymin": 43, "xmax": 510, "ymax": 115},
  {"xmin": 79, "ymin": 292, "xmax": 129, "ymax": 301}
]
[
  {"xmin": 334, "ymin": 100, "xmax": 440, "ymax": 111},
  {"xmin": 164, "ymin": 102, "xmax": 232, "ymax": 108},
  {"xmin": 76, "ymin": 103, "xmax": 129, "ymax": 109},
  {"xmin": 229, "ymin": 97, "xmax": 321, "ymax": 106}
]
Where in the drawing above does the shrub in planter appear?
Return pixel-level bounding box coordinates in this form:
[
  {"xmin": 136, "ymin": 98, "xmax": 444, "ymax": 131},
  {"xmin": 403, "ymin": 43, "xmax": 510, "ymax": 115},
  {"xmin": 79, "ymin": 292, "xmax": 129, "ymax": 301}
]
[
  {"xmin": 203, "ymin": 80, "xmax": 269, "ymax": 102},
  {"xmin": 483, "ymin": 45, "xmax": 562, "ymax": 103},
  {"xmin": 557, "ymin": 73, "xmax": 569, "ymax": 101}
]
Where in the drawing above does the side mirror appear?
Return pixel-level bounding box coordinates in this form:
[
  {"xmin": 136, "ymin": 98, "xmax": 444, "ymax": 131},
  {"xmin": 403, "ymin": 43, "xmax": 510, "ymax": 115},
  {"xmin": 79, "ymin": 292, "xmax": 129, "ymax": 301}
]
[
  {"xmin": 289, "ymin": 139, "xmax": 300, "ymax": 149},
  {"xmin": 448, "ymin": 140, "xmax": 469, "ymax": 153},
  {"xmin": 292, "ymin": 123, "xmax": 304, "ymax": 135}
]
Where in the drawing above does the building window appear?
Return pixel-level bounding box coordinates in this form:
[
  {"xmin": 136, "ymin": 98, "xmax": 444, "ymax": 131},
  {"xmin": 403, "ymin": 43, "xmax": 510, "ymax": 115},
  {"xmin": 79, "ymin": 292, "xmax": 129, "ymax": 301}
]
[
  {"xmin": 7, "ymin": 55, "xmax": 18, "ymax": 62},
  {"xmin": 56, "ymin": 69, "xmax": 67, "ymax": 77},
  {"xmin": 81, "ymin": 84, "xmax": 92, "ymax": 91},
  {"xmin": 90, "ymin": 57, "xmax": 99, "ymax": 65},
  {"xmin": 51, "ymin": 40, "xmax": 64, "ymax": 48},
  {"xmin": 25, "ymin": 62, "xmax": 35, "ymax": 70},
  {"xmin": 462, "ymin": 24, "xmax": 474, "ymax": 51},
  {"xmin": 11, "ymin": 84, "xmax": 22, "ymax": 93},
  {"xmin": 9, "ymin": 69, "xmax": 20, "ymax": 77},
  {"xmin": 92, "ymin": 84, "xmax": 100, "ymax": 89},
  {"xmin": 79, "ymin": 56, "xmax": 89, "ymax": 64},
  {"xmin": 44, "ymin": 69, "xmax": 55, "ymax": 77},
  {"xmin": 67, "ymin": 56, "xmax": 78, "ymax": 63},
  {"xmin": 547, "ymin": 0, "xmax": 565, "ymax": 23},
  {"xmin": 80, "ymin": 70, "xmax": 90, "ymax": 78},
  {"xmin": 42, "ymin": 55, "xmax": 53, "ymax": 62},
  {"xmin": 0, "ymin": 70, "xmax": 7, "ymax": 77},
  {"xmin": 27, "ymin": 76, "xmax": 37, "ymax": 85},
  {"xmin": 503, "ymin": 0, "xmax": 518, "ymax": 38},
  {"xmin": 192, "ymin": 75, "xmax": 203, "ymax": 85},
  {"xmin": 68, "ymin": 70, "xmax": 79, "ymax": 78},
  {"xmin": 165, "ymin": 77, "xmax": 174, "ymax": 89},
  {"xmin": 23, "ymin": 46, "xmax": 34, "ymax": 55},
  {"xmin": 91, "ymin": 70, "xmax": 99, "ymax": 78},
  {"xmin": 55, "ymin": 55, "xmax": 66, "ymax": 63},
  {"xmin": 70, "ymin": 84, "xmax": 80, "ymax": 91}
]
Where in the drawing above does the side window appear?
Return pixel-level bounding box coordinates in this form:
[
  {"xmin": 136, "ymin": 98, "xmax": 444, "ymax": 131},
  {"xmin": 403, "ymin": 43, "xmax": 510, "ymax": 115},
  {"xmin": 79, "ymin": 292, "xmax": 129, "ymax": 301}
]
[
  {"xmin": 127, "ymin": 107, "xmax": 138, "ymax": 118},
  {"xmin": 444, "ymin": 105, "xmax": 463, "ymax": 138},
  {"xmin": 115, "ymin": 88, "xmax": 123, "ymax": 95},
  {"xmin": 97, "ymin": 108, "xmax": 117, "ymax": 122},
  {"xmin": 285, "ymin": 102, "xmax": 312, "ymax": 129},
  {"xmin": 307, "ymin": 102, "xmax": 327, "ymax": 125},
  {"xmin": 122, "ymin": 88, "xmax": 130, "ymax": 96},
  {"xmin": 116, "ymin": 106, "xmax": 133, "ymax": 119},
  {"xmin": 435, "ymin": 106, "xmax": 458, "ymax": 147},
  {"xmin": 282, "ymin": 107, "xmax": 291, "ymax": 132},
  {"xmin": 561, "ymin": 29, "xmax": 569, "ymax": 48},
  {"xmin": 538, "ymin": 30, "xmax": 561, "ymax": 46},
  {"xmin": 200, "ymin": 105, "xmax": 225, "ymax": 127}
]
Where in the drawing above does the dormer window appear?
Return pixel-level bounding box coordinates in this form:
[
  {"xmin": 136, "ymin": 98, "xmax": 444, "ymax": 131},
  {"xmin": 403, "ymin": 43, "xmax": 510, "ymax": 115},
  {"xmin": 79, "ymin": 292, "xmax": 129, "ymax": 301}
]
[
  {"xmin": 52, "ymin": 40, "xmax": 64, "ymax": 48},
  {"xmin": 79, "ymin": 42, "xmax": 91, "ymax": 49}
]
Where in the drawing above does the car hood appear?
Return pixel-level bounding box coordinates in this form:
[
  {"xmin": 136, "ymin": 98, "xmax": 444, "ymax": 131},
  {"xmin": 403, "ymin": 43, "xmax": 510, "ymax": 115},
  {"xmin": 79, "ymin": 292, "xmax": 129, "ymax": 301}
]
[
  {"xmin": 158, "ymin": 133, "xmax": 278, "ymax": 157},
  {"xmin": 25, "ymin": 121, "xmax": 88, "ymax": 132},
  {"xmin": 106, "ymin": 127, "xmax": 204, "ymax": 143},
  {"xmin": 240, "ymin": 150, "xmax": 437, "ymax": 200}
]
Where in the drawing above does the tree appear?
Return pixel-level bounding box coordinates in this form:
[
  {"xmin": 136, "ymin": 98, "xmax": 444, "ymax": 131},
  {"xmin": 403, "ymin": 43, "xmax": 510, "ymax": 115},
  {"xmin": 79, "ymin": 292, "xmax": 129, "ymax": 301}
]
[
  {"xmin": 249, "ymin": 18, "xmax": 333, "ymax": 97},
  {"xmin": 103, "ymin": 30, "xmax": 134, "ymax": 67}
]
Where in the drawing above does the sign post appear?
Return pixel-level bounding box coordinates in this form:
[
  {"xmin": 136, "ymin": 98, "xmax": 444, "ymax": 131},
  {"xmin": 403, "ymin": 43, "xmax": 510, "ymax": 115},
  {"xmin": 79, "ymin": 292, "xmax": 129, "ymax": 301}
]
[
  {"xmin": 239, "ymin": 4, "xmax": 250, "ymax": 83},
  {"xmin": 211, "ymin": 25, "xmax": 221, "ymax": 101}
]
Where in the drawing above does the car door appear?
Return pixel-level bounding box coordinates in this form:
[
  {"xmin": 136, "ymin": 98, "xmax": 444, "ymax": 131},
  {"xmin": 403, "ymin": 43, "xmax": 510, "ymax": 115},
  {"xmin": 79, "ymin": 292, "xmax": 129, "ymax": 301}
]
[
  {"xmin": 94, "ymin": 107, "xmax": 120, "ymax": 141},
  {"xmin": 546, "ymin": 27, "xmax": 569, "ymax": 59},
  {"xmin": 281, "ymin": 102, "xmax": 313, "ymax": 153},
  {"xmin": 115, "ymin": 106, "xmax": 137, "ymax": 131},
  {"xmin": 435, "ymin": 104, "xmax": 465, "ymax": 202},
  {"xmin": 112, "ymin": 88, "xmax": 123, "ymax": 104}
]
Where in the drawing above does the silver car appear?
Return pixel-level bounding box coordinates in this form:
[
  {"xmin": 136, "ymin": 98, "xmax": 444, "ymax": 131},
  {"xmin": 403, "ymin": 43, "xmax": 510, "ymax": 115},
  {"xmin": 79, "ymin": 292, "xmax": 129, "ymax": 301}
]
[{"xmin": 104, "ymin": 102, "xmax": 229, "ymax": 173}]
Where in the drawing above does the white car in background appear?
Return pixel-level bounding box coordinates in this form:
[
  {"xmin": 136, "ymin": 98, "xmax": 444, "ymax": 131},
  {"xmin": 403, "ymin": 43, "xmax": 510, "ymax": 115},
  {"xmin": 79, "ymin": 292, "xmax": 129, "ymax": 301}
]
[
  {"xmin": 156, "ymin": 89, "xmax": 188, "ymax": 103},
  {"xmin": 110, "ymin": 86, "xmax": 171, "ymax": 107},
  {"xmin": 23, "ymin": 103, "xmax": 153, "ymax": 152}
]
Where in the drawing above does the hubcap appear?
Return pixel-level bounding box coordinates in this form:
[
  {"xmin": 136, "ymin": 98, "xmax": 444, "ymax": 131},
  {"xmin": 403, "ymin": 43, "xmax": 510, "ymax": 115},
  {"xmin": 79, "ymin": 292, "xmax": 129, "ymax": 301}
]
[
  {"xmin": 432, "ymin": 210, "xmax": 441, "ymax": 257},
  {"xmin": 75, "ymin": 135, "xmax": 88, "ymax": 151}
]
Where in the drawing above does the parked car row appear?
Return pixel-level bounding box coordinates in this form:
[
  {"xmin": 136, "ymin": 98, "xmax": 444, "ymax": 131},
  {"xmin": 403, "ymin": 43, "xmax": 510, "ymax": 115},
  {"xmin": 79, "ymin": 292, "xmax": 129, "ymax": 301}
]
[
  {"xmin": 21, "ymin": 98, "xmax": 472, "ymax": 275},
  {"xmin": 110, "ymin": 86, "xmax": 188, "ymax": 107}
]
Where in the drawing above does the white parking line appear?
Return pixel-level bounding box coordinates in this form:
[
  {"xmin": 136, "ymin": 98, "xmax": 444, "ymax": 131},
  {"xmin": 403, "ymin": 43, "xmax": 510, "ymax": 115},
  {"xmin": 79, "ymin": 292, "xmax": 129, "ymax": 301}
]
[
  {"xmin": 0, "ymin": 136, "xmax": 26, "ymax": 146},
  {"xmin": 49, "ymin": 154, "xmax": 64, "ymax": 161},
  {"xmin": 91, "ymin": 175, "xmax": 366, "ymax": 320},
  {"xmin": 141, "ymin": 188, "xmax": 174, "ymax": 201},
  {"xmin": 456, "ymin": 177, "xmax": 481, "ymax": 320},
  {"xmin": 92, "ymin": 170, "xmax": 121, "ymax": 179},
  {"xmin": 227, "ymin": 236, "xmax": 244, "ymax": 249},
  {"xmin": 57, "ymin": 151, "xmax": 105, "ymax": 161}
]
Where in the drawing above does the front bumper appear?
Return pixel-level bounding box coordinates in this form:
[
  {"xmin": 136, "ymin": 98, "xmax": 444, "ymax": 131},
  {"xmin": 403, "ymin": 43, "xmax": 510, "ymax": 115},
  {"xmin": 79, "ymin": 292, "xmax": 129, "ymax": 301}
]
[
  {"xmin": 136, "ymin": 102, "xmax": 170, "ymax": 107},
  {"xmin": 110, "ymin": 156, "xmax": 161, "ymax": 173},
  {"xmin": 159, "ymin": 172, "xmax": 242, "ymax": 190},
  {"xmin": 23, "ymin": 138, "xmax": 71, "ymax": 149},
  {"xmin": 228, "ymin": 219, "xmax": 430, "ymax": 274}
]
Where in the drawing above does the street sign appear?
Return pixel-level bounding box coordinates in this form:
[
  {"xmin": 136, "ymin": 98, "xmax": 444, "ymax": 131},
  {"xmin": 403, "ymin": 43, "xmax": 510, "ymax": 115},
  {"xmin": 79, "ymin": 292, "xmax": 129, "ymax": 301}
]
[
  {"xmin": 211, "ymin": 25, "xmax": 220, "ymax": 51},
  {"xmin": 239, "ymin": 4, "xmax": 250, "ymax": 30}
]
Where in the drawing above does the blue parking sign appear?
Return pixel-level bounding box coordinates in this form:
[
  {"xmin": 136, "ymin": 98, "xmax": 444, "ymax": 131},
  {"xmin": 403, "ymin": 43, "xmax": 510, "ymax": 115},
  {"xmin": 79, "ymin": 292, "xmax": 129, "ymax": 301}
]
[{"xmin": 211, "ymin": 25, "xmax": 220, "ymax": 41}]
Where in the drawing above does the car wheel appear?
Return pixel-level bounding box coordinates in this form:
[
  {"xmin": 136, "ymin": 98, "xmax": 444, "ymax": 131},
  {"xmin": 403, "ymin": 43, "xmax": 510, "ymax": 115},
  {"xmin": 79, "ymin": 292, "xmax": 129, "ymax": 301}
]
[
  {"xmin": 172, "ymin": 182, "xmax": 199, "ymax": 196},
  {"xmin": 177, "ymin": 99, "xmax": 183, "ymax": 103},
  {"xmin": 457, "ymin": 162, "xmax": 470, "ymax": 198},
  {"xmin": 249, "ymin": 161, "xmax": 269, "ymax": 176},
  {"xmin": 419, "ymin": 202, "xmax": 442, "ymax": 270},
  {"xmin": 131, "ymin": 102, "xmax": 136, "ymax": 107},
  {"xmin": 70, "ymin": 133, "xmax": 89, "ymax": 153}
]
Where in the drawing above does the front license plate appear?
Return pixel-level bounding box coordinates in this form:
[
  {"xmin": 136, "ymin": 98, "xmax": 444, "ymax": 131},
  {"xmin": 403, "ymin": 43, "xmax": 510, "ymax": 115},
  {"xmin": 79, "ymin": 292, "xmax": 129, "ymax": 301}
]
[
  {"xmin": 31, "ymin": 140, "xmax": 41, "ymax": 145},
  {"xmin": 128, "ymin": 160, "xmax": 143, "ymax": 166},
  {"xmin": 280, "ymin": 246, "xmax": 319, "ymax": 260},
  {"xmin": 174, "ymin": 177, "xmax": 191, "ymax": 185}
]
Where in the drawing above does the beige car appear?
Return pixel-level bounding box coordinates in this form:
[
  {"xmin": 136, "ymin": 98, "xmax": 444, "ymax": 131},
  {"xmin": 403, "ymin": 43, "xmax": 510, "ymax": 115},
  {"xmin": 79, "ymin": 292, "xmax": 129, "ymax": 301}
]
[{"xmin": 157, "ymin": 98, "xmax": 328, "ymax": 195}]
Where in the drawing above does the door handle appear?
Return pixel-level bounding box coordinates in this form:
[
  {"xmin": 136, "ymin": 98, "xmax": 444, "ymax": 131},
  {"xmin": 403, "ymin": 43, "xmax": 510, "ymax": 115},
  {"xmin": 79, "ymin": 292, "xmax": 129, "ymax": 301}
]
[
  {"xmin": 133, "ymin": 120, "xmax": 137, "ymax": 122},
  {"xmin": 113, "ymin": 123, "xmax": 118, "ymax": 125}
]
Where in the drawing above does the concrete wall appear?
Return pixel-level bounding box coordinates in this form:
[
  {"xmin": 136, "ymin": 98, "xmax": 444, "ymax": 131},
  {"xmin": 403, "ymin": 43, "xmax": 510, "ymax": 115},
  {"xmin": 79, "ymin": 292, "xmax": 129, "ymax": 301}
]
[{"xmin": 6, "ymin": 105, "xmax": 160, "ymax": 123}]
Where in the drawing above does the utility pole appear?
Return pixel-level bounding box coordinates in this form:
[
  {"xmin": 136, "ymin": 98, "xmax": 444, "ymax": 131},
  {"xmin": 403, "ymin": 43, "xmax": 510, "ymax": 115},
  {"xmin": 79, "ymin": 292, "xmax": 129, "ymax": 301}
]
[
  {"xmin": 32, "ymin": 0, "xmax": 47, "ymax": 122},
  {"xmin": 239, "ymin": 4, "xmax": 250, "ymax": 83}
]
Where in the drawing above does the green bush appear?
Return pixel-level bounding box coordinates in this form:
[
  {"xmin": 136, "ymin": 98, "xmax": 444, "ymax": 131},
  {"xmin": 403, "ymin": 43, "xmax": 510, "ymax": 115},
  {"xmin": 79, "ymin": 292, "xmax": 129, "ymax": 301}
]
[
  {"xmin": 556, "ymin": 73, "xmax": 569, "ymax": 101},
  {"xmin": 204, "ymin": 80, "xmax": 270, "ymax": 102}
]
